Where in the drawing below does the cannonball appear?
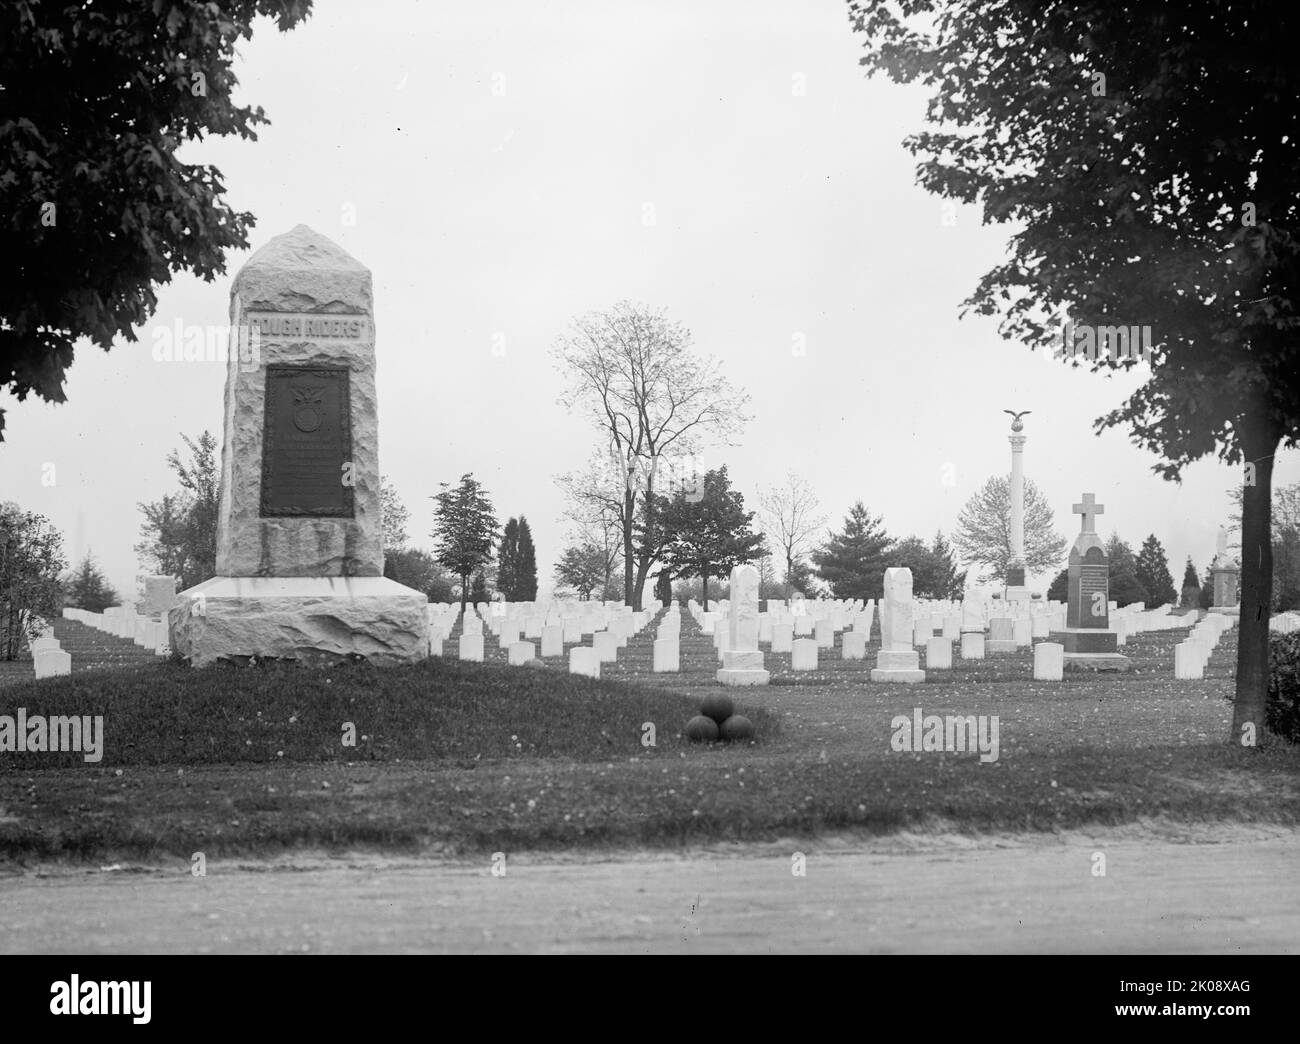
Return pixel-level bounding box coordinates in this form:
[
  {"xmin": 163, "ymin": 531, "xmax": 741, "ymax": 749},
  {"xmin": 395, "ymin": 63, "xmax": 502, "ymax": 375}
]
[
  {"xmin": 685, "ymin": 715, "xmax": 720, "ymax": 742},
  {"xmin": 700, "ymin": 693, "xmax": 735, "ymax": 725},
  {"xmin": 719, "ymin": 714, "xmax": 755, "ymax": 742}
]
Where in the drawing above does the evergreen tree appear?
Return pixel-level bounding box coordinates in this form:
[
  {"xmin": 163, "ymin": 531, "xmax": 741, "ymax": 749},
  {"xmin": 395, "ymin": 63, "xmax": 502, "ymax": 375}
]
[
  {"xmin": 891, "ymin": 531, "xmax": 966, "ymax": 600},
  {"xmin": 1180, "ymin": 558, "xmax": 1202, "ymax": 608},
  {"xmin": 1105, "ymin": 533, "xmax": 1149, "ymax": 608},
  {"xmin": 431, "ymin": 474, "xmax": 500, "ymax": 611},
  {"xmin": 1134, "ymin": 535, "xmax": 1178, "ymax": 607},
  {"xmin": 62, "ymin": 552, "xmax": 118, "ymax": 613},
  {"xmin": 1047, "ymin": 568, "xmax": 1069, "ymax": 602},
  {"xmin": 469, "ymin": 570, "xmax": 489, "ymax": 604},
  {"xmin": 812, "ymin": 502, "xmax": 893, "ymax": 601},
  {"xmin": 385, "ymin": 548, "xmax": 456, "ymax": 603},
  {"xmin": 515, "ymin": 516, "xmax": 538, "ymax": 601},
  {"xmin": 657, "ymin": 466, "xmax": 765, "ymax": 611},
  {"xmin": 1199, "ymin": 563, "xmax": 1215, "ymax": 610},
  {"xmin": 497, "ymin": 518, "xmax": 519, "ymax": 600}
]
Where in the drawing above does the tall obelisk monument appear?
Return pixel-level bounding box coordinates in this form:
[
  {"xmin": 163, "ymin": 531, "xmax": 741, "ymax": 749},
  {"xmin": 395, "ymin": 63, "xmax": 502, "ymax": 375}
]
[{"xmin": 1004, "ymin": 409, "xmax": 1030, "ymax": 601}]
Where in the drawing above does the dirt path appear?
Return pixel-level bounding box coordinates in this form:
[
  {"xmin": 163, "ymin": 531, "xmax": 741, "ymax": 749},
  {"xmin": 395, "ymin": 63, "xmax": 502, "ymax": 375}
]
[{"xmin": 3, "ymin": 825, "xmax": 1296, "ymax": 953}]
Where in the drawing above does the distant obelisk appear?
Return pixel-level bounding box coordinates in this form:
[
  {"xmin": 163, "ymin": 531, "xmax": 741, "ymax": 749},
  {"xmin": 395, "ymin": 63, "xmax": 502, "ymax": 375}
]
[{"xmin": 1004, "ymin": 410, "xmax": 1031, "ymax": 601}]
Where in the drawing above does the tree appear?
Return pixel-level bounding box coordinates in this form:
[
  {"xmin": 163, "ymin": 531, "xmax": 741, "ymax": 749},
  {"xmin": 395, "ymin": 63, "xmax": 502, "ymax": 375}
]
[
  {"xmin": 1105, "ymin": 533, "xmax": 1149, "ymax": 608},
  {"xmin": 1135, "ymin": 535, "xmax": 1178, "ymax": 607},
  {"xmin": 657, "ymin": 467, "xmax": 765, "ymax": 611},
  {"xmin": 135, "ymin": 430, "xmax": 219, "ymax": 589},
  {"xmin": 1231, "ymin": 481, "xmax": 1300, "ymax": 611},
  {"xmin": 469, "ymin": 570, "xmax": 489, "ymax": 604},
  {"xmin": 62, "ymin": 552, "xmax": 118, "ymax": 613},
  {"xmin": 555, "ymin": 543, "xmax": 607, "ymax": 600},
  {"xmin": 515, "ymin": 517, "xmax": 538, "ymax": 601},
  {"xmin": 889, "ymin": 532, "xmax": 967, "ymax": 600},
  {"xmin": 385, "ymin": 548, "xmax": 455, "ymax": 603},
  {"xmin": 497, "ymin": 518, "xmax": 520, "ymax": 600},
  {"xmin": 1180, "ymin": 559, "xmax": 1202, "ymax": 609},
  {"xmin": 553, "ymin": 301, "xmax": 750, "ymax": 609},
  {"xmin": 850, "ymin": 1, "xmax": 1300, "ymax": 740},
  {"xmin": 0, "ymin": 503, "xmax": 66, "ymax": 659},
  {"xmin": 556, "ymin": 454, "xmax": 624, "ymax": 607},
  {"xmin": 812, "ymin": 502, "xmax": 893, "ymax": 601},
  {"xmin": 379, "ymin": 476, "xmax": 410, "ymax": 552},
  {"xmin": 0, "ymin": 1, "xmax": 312, "ymax": 441},
  {"xmin": 759, "ymin": 473, "xmax": 827, "ymax": 595},
  {"xmin": 1047, "ymin": 568, "xmax": 1069, "ymax": 602},
  {"xmin": 952, "ymin": 476, "xmax": 1066, "ymax": 584},
  {"xmin": 431, "ymin": 474, "xmax": 499, "ymax": 612}
]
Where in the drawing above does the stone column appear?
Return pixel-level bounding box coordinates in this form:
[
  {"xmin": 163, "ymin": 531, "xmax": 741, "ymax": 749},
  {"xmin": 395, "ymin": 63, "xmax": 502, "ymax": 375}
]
[
  {"xmin": 1006, "ymin": 413, "xmax": 1028, "ymax": 598},
  {"xmin": 715, "ymin": 564, "xmax": 769, "ymax": 686}
]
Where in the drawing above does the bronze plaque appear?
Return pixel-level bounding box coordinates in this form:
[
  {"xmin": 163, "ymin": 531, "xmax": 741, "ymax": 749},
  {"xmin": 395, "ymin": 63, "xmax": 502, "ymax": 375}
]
[{"xmin": 261, "ymin": 366, "xmax": 354, "ymax": 517}]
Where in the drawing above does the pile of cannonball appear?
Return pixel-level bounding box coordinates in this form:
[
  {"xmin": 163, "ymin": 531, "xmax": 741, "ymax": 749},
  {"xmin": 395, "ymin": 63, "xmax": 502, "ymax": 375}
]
[{"xmin": 685, "ymin": 693, "xmax": 754, "ymax": 743}]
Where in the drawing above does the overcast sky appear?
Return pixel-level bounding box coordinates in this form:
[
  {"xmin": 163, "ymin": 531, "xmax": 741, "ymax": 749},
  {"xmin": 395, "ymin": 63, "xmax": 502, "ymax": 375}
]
[{"xmin": 2, "ymin": 0, "xmax": 1291, "ymax": 600}]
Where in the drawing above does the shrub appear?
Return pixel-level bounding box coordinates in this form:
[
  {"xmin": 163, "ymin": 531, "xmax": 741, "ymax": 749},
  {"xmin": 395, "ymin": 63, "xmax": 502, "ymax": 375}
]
[{"xmin": 1266, "ymin": 631, "xmax": 1300, "ymax": 744}]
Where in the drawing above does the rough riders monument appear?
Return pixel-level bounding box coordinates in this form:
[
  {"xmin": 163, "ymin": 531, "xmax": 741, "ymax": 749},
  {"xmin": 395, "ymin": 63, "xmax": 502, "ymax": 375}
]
[{"xmin": 169, "ymin": 225, "xmax": 428, "ymax": 666}]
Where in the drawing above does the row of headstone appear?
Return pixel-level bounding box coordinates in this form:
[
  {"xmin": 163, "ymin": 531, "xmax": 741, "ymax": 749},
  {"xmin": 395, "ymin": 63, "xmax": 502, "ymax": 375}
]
[
  {"xmin": 1174, "ymin": 612, "xmax": 1235, "ymax": 680},
  {"xmin": 1271, "ymin": 612, "xmax": 1300, "ymax": 634},
  {"xmin": 63, "ymin": 604, "xmax": 171, "ymax": 656}
]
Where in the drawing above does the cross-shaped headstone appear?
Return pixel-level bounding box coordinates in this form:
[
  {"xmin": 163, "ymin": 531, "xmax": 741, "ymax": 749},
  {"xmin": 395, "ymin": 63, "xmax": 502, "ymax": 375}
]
[{"xmin": 1073, "ymin": 493, "xmax": 1104, "ymax": 534}]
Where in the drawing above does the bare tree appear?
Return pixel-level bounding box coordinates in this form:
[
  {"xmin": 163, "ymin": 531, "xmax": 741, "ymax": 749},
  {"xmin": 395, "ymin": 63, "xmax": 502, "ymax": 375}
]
[
  {"xmin": 759, "ymin": 472, "xmax": 826, "ymax": 595},
  {"xmin": 556, "ymin": 454, "xmax": 625, "ymax": 600},
  {"xmin": 553, "ymin": 301, "xmax": 749, "ymax": 609}
]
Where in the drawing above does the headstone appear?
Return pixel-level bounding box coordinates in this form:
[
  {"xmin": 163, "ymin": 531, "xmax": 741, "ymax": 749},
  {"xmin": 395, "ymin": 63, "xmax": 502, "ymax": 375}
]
[
  {"xmin": 1033, "ymin": 642, "xmax": 1064, "ymax": 681},
  {"xmin": 960, "ymin": 632, "xmax": 985, "ymax": 660},
  {"xmin": 540, "ymin": 624, "xmax": 563, "ymax": 658},
  {"xmin": 987, "ymin": 616, "xmax": 1016, "ymax": 653},
  {"xmin": 716, "ymin": 564, "xmax": 769, "ymax": 686},
  {"xmin": 507, "ymin": 640, "xmax": 535, "ymax": 666},
  {"xmin": 1012, "ymin": 617, "xmax": 1033, "ymax": 647},
  {"xmin": 791, "ymin": 637, "xmax": 819, "ymax": 671},
  {"xmin": 33, "ymin": 648, "xmax": 72, "ymax": 679},
  {"xmin": 569, "ymin": 646, "xmax": 600, "ymax": 679},
  {"xmin": 841, "ymin": 631, "xmax": 867, "ymax": 660},
  {"xmin": 593, "ymin": 631, "xmax": 619, "ymax": 663},
  {"xmin": 771, "ymin": 623, "xmax": 794, "ymax": 653},
  {"xmin": 653, "ymin": 638, "xmax": 679, "ymax": 672},
  {"xmin": 870, "ymin": 568, "xmax": 925, "ymax": 683},
  {"xmin": 167, "ymin": 225, "xmax": 427, "ymax": 667},
  {"xmin": 925, "ymin": 636, "xmax": 952, "ymax": 670},
  {"xmin": 814, "ymin": 618, "xmax": 835, "ymax": 649},
  {"xmin": 458, "ymin": 634, "xmax": 484, "ymax": 662},
  {"xmin": 29, "ymin": 636, "xmax": 60, "ymax": 655},
  {"xmin": 1174, "ymin": 641, "xmax": 1203, "ymax": 680}
]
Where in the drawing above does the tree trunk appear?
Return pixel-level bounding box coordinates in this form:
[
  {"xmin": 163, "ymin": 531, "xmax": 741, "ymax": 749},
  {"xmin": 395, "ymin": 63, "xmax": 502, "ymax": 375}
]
[
  {"xmin": 702, "ymin": 573, "xmax": 710, "ymax": 612},
  {"xmin": 632, "ymin": 558, "xmax": 652, "ymax": 612},
  {"xmin": 459, "ymin": 572, "xmax": 469, "ymax": 613},
  {"xmin": 623, "ymin": 490, "xmax": 636, "ymax": 608},
  {"xmin": 1234, "ymin": 417, "xmax": 1281, "ymax": 746}
]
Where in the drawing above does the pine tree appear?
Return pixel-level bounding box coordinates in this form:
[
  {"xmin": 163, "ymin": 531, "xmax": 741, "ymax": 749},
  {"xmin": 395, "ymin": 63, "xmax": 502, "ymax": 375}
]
[
  {"xmin": 1134, "ymin": 534, "xmax": 1178, "ymax": 607},
  {"xmin": 1105, "ymin": 533, "xmax": 1149, "ymax": 607},
  {"xmin": 812, "ymin": 502, "xmax": 893, "ymax": 601},
  {"xmin": 431, "ymin": 474, "xmax": 500, "ymax": 611},
  {"xmin": 497, "ymin": 518, "xmax": 519, "ymax": 600},
  {"xmin": 62, "ymin": 552, "xmax": 118, "ymax": 613},
  {"xmin": 657, "ymin": 466, "xmax": 765, "ymax": 611},
  {"xmin": 515, "ymin": 516, "xmax": 538, "ymax": 601},
  {"xmin": 1180, "ymin": 558, "xmax": 1201, "ymax": 608}
]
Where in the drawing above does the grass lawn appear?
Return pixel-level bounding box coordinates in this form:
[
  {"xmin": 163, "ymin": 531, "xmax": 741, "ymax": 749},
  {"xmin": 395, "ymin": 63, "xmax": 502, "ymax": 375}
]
[{"xmin": 1, "ymin": 622, "xmax": 1297, "ymax": 863}]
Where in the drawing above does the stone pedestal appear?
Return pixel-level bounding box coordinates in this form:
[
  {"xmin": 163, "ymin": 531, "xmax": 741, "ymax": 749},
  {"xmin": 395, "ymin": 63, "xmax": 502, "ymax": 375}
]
[
  {"xmin": 871, "ymin": 568, "xmax": 926, "ymax": 683},
  {"xmin": 169, "ymin": 577, "xmax": 428, "ymax": 667},
  {"xmin": 716, "ymin": 649, "xmax": 770, "ymax": 686},
  {"xmin": 987, "ymin": 617, "xmax": 1016, "ymax": 653},
  {"xmin": 715, "ymin": 564, "xmax": 769, "ymax": 686},
  {"xmin": 871, "ymin": 647, "xmax": 925, "ymax": 683}
]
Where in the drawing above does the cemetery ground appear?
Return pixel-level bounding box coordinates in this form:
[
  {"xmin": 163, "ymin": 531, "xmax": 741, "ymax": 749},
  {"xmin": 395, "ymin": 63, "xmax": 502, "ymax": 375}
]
[{"xmin": 2, "ymin": 610, "xmax": 1298, "ymax": 952}]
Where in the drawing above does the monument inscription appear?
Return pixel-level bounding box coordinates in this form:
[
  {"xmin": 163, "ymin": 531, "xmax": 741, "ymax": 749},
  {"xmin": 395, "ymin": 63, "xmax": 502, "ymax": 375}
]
[{"xmin": 261, "ymin": 365, "xmax": 354, "ymax": 517}]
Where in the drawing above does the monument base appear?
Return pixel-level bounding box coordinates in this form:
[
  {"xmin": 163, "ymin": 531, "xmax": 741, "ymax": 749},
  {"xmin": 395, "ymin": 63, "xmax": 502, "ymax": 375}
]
[
  {"xmin": 1004, "ymin": 586, "xmax": 1031, "ymax": 602},
  {"xmin": 870, "ymin": 648, "xmax": 925, "ymax": 684},
  {"xmin": 986, "ymin": 640, "xmax": 1017, "ymax": 654},
  {"xmin": 715, "ymin": 668, "xmax": 771, "ymax": 686},
  {"xmin": 716, "ymin": 648, "xmax": 769, "ymax": 686},
  {"xmin": 1209, "ymin": 605, "xmax": 1241, "ymax": 617},
  {"xmin": 1051, "ymin": 627, "xmax": 1119, "ymax": 655},
  {"xmin": 1062, "ymin": 652, "xmax": 1132, "ymax": 673},
  {"xmin": 169, "ymin": 576, "xmax": 429, "ymax": 668}
]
